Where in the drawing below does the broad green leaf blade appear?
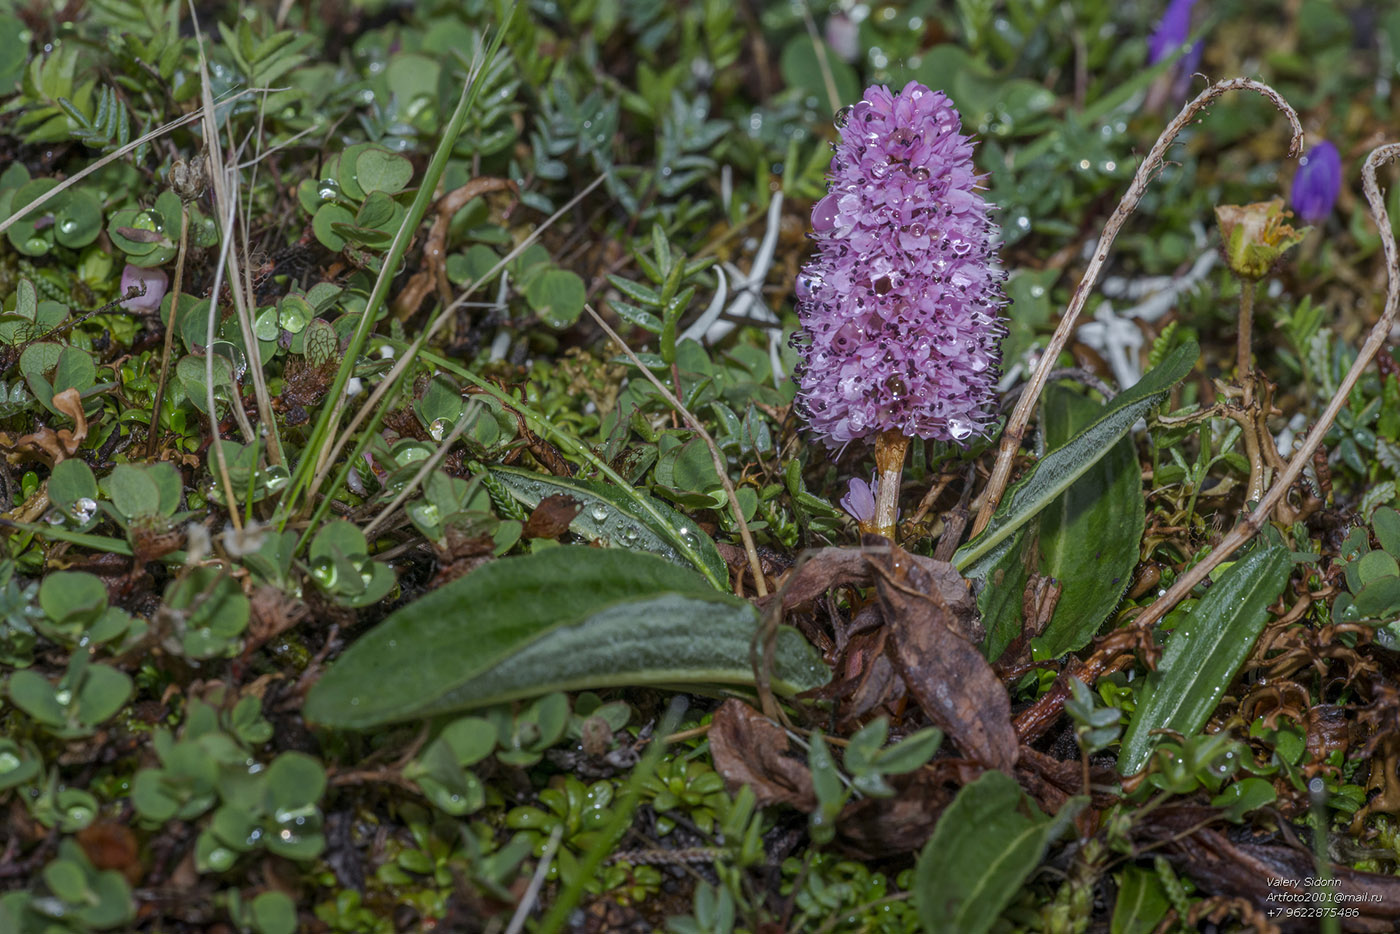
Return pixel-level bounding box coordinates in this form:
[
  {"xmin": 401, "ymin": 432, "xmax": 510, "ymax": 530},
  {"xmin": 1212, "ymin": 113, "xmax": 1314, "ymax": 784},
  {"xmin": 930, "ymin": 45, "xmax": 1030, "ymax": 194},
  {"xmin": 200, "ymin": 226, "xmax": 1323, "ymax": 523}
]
[
  {"xmin": 304, "ymin": 547, "xmax": 825, "ymax": 729},
  {"xmin": 914, "ymin": 771, "xmax": 1051, "ymax": 934},
  {"xmin": 977, "ymin": 528, "xmax": 1031, "ymax": 662},
  {"xmin": 487, "ymin": 465, "xmax": 728, "ymax": 587},
  {"xmin": 1118, "ymin": 543, "xmax": 1292, "ymax": 774},
  {"xmin": 1032, "ymin": 385, "xmax": 1145, "ymax": 658},
  {"xmin": 1111, "ymin": 864, "xmax": 1170, "ymax": 934},
  {"xmin": 412, "ymin": 591, "xmax": 828, "ymax": 715},
  {"xmin": 956, "ymin": 341, "xmax": 1197, "ymax": 575}
]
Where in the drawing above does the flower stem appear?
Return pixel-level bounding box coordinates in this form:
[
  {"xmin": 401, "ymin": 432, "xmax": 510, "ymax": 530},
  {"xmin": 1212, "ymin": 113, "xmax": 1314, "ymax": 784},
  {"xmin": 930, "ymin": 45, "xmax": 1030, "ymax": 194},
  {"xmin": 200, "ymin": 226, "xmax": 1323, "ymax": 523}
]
[
  {"xmin": 1236, "ymin": 278, "xmax": 1256, "ymax": 405},
  {"xmin": 873, "ymin": 430, "xmax": 910, "ymax": 540},
  {"xmin": 145, "ymin": 203, "xmax": 190, "ymax": 460}
]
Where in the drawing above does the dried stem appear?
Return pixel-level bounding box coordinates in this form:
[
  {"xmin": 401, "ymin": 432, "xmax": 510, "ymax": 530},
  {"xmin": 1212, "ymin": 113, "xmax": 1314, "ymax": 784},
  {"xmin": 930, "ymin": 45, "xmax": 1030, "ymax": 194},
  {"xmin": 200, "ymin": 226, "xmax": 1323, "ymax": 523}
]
[
  {"xmin": 190, "ymin": 7, "xmax": 281, "ymax": 465},
  {"xmin": 145, "ymin": 204, "xmax": 190, "ymax": 459},
  {"xmin": 584, "ymin": 304, "xmax": 768, "ymax": 597},
  {"xmin": 1118, "ymin": 142, "xmax": 1400, "ymax": 638},
  {"xmin": 1236, "ymin": 279, "xmax": 1256, "ymax": 399},
  {"xmin": 972, "ymin": 78, "xmax": 1303, "ymax": 536}
]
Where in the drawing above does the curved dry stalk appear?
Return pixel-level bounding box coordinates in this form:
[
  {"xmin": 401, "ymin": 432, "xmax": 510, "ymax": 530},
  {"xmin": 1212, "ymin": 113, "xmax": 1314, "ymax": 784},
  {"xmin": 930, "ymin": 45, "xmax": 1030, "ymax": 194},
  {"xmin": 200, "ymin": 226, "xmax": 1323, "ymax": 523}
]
[
  {"xmin": 584, "ymin": 304, "xmax": 768, "ymax": 598},
  {"xmin": 204, "ymin": 194, "xmax": 242, "ymax": 529},
  {"xmin": 972, "ymin": 78, "xmax": 1305, "ymax": 537},
  {"xmin": 1117, "ymin": 141, "xmax": 1400, "ymax": 637}
]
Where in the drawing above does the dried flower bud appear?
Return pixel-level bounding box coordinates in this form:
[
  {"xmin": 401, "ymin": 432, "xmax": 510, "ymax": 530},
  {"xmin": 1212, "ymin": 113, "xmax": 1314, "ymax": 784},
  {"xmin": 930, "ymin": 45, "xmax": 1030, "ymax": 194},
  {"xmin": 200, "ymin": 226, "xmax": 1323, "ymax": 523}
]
[
  {"xmin": 1290, "ymin": 141, "xmax": 1341, "ymax": 224},
  {"xmin": 793, "ymin": 81, "xmax": 1006, "ymax": 447},
  {"xmin": 1214, "ymin": 198, "xmax": 1308, "ymax": 280},
  {"xmin": 169, "ymin": 154, "xmax": 207, "ymax": 202}
]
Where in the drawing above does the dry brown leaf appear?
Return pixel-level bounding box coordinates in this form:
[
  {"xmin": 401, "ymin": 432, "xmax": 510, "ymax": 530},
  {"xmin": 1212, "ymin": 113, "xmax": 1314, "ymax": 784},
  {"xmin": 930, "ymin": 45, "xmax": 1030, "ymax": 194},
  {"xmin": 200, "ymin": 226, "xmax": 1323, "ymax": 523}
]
[
  {"xmin": 834, "ymin": 770, "xmax": 959, "ymax": 858},
  {"xmin": 521, "ymin": 494, "xmax": 582, "ymax": 540},
  {"xmin": 392, "ymin": 176, "xmax": 517, "ymax": 320},
  {"xmin": 868, "ymin": 542, "xmax": 1018, "ymax": 771},
  {"xmin": 707, "ymin": 699, "xmax": 815, "ymax": 810},
  {"xmin": 768, "ymin": 547, "xmax": 872, "ymax": 611}
]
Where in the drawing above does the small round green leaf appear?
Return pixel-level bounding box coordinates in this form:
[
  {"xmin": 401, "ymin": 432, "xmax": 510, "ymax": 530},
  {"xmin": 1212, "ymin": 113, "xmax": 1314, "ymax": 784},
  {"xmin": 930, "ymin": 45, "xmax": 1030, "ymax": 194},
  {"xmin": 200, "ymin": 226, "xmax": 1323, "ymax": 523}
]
[
  {"xmin": 53, "ymin": 189, "xmax": 103, "ymax": 248},
  {"xmin": 312, "ymin": 203, "xmax": 354, "ymax": 251},
  {"xmin": 526, "ymin": 268, "xmax": 586, "ymax": 329},
  {"xmin": 251, "ymin": 891, "xmax": 298, "ymax": 934},
  {"xmin": 354, "ymin": 147, "xmax": 413, "ymax": 194},
  {"xmin": 39, "ymin": 571, "xmax": 108, "ymax": 627}
]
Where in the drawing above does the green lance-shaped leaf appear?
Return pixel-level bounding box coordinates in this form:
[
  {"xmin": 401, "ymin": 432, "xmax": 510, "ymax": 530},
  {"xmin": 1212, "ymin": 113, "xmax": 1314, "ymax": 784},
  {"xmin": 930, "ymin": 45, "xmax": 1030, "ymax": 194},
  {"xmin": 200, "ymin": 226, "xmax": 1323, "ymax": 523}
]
[
  {"xmin": 956, "ymin": 340, "xmax": 1197, "ymax": 576},
  {"xmin": 303, "ymin": 547, "xmax": 827, "ymax": 730},
  {"xmin": 1032, "ymin": 384, "xmax": 1146, "ymax": 658},
  {"xmin": 487, "ymin": 465, "xmax": 728, "ymax": 587},
  {"xmin": 914, "ymin": 771, "xmax": 1057, "ymax": 934},
  {"xmin": 1118, "ymin": 543, "xmax": 1293, "ymax": 775}
]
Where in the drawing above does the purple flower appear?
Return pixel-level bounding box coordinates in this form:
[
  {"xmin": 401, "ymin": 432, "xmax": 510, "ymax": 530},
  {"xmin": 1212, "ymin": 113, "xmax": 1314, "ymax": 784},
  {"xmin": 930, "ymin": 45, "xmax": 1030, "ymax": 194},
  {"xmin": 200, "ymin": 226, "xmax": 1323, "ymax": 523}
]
[
  {"xmin": 119, "ymin": 264, "xmax": 168, "ymax": 313},
  {"xmin": 793, "ymin": 81, "xmax": 1006, "ymax": 447},
  {"xmin": 1290, "ymin": 141, "xmax": 1342, "ymax": 224},
  {"xmin": 1148, "ymin": 0, "xmax": 1197, "ymax": 65},
  {"xmin": 840, "ymin": 474, "xmax": 877, "ymax": 523}
]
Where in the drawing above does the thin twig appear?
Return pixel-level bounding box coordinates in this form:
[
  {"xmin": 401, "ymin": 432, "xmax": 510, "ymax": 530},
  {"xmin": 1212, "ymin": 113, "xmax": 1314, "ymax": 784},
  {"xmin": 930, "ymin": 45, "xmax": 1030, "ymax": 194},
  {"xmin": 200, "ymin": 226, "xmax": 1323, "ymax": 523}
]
[
  {"xmin": 145, "ymin": 204, "xmax": 190, "ymax": 459},
  {"xmin": 584, "ymin": 304, "xmax": 767, "ymax": 597},
  {"xmin": 972, "ymin": 78, "xmax": 1304, "ymax": 536},
  {"xmin": 506, "ymin": 826, "xmax": 564, "ymax": 934},
  {"xmin": 797, "ymin": 0, "xmax": 842, "ymax": 115},
  {"xmin": 362, "ymin": 401, "xmax": 483, "ymax": 538},
  {"xmin": 189, "ymin": 6, "xmax": 282, "ymax": 465}
]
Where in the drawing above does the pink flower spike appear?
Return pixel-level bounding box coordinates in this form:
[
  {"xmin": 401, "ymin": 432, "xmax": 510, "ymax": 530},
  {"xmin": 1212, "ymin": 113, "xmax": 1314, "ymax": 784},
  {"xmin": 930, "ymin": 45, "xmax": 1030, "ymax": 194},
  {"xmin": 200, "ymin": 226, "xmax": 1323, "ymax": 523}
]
[
  {"xmin": 119, "ymin": 264, "xmax": 169, "ymax": 313},
  {"xmin": 840, "ymin": 474, "xmax": 877, "ymax": 523},
  {"xmin": 793, "ymin": 81, "xmax": 1006, "ymax": 448}
]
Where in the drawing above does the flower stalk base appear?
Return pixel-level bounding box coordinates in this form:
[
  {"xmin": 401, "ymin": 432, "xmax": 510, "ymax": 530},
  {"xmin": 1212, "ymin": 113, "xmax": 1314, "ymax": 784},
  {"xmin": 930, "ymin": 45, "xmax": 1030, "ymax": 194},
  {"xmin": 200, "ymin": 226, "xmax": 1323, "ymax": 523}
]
[{"xmin": 872, "ymin": 430, "xmax": 910, "ymax": 540}]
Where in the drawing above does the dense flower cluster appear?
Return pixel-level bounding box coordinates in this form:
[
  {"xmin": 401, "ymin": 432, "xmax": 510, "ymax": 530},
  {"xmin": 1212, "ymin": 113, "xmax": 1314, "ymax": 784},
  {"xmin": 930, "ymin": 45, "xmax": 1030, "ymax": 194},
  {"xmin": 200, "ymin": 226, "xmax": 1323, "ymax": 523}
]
[{"xmin": 792, "ymin": 81, "xmax": 1005, "ymax": 447}]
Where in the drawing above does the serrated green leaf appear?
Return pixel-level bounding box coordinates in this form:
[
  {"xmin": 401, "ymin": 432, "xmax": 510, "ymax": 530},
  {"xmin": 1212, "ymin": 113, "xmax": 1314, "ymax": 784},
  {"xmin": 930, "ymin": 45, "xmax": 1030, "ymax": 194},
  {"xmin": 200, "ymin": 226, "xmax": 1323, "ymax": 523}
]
[
  {"xmin": 304, "ymin": 548, "xmax": 827, "ymax": 729},
  {"xmin": 1118, "ymin": 544, "xmax": 1292, "ymax": 774}
]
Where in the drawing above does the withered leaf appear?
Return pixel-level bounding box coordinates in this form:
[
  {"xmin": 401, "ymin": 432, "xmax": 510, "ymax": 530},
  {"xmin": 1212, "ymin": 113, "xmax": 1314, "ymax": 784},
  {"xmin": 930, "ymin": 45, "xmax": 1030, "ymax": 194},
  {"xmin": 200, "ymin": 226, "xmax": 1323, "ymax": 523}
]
[
  {"xmin": 835, "ymin": 769, "xmax": 959, "ymax": 858},
  {"xmin": 868, "ymin": 543, "xmax": 1018, "ymax": 771},
  {"xmin": 708, "ymin": 699, "xmax": 815, "ymax": 811},
  {"xmin": 522, "ymin": 494, "xmax": 583, "ymax": 540},
  {"xmin": 770, "ymin": 547, "xmax": 873, "ymax": 611},
  {"xmin": 114, "ymin": 226, "xmax": 165, "ymax": 244}
]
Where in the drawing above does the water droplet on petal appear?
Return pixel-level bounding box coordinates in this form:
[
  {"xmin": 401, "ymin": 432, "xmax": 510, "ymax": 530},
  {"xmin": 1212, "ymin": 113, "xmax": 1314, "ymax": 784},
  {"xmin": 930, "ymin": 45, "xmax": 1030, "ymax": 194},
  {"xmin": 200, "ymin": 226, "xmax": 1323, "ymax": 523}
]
[{"xmin": 811, "ymin": 194, "xmax": 840, "ymax": 232}]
